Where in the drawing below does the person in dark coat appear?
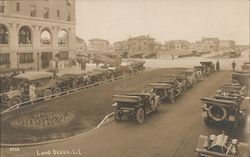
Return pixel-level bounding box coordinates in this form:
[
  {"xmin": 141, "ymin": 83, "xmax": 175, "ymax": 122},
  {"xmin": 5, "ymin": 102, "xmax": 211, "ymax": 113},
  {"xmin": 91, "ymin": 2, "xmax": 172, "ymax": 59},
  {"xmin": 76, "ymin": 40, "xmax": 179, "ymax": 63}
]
[
  {"xmin": 232, "ymin": 60, "xmax": 236, "ymax": 72},
  {"xmin": 216, "ymin": 60, "xmax": 220, "ymax": 71}
]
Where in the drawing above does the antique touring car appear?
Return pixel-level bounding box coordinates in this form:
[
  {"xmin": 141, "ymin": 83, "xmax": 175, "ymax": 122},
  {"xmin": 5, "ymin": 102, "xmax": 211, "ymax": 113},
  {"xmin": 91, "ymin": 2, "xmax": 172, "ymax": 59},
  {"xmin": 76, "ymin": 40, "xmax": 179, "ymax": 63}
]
[
  {"xmin": 1, "ymin": 71, "xmax": 59, "ymax": 107},
  {"xmin": 200, "ymin": 61, "xmax": 215, "ymax": 75},
  {"xmin": 56, "ymin": 73, "xmax": 91, "ymax": 91},
  {"xmin": 148, "ymin": 83, "xmax": 176, "ymax": 103},
  {"xmin": 112, "ymin": 92, "xmax": 160, "ymax": 124},
  {"xmin": 195, "ymin": 132, "xmax": 249, "ymax": 157},
  {"xmin": 200, "ymin": 97, "xmax": 246, "ymax": 128}
]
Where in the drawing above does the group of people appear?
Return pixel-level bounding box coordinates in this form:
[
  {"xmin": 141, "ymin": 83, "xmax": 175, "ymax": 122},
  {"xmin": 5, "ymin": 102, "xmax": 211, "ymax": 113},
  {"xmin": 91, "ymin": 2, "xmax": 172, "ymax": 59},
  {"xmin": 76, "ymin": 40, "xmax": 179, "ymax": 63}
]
[{"xmin": 215, "ymin": 60, "xmax": 237, "ymax": 72}]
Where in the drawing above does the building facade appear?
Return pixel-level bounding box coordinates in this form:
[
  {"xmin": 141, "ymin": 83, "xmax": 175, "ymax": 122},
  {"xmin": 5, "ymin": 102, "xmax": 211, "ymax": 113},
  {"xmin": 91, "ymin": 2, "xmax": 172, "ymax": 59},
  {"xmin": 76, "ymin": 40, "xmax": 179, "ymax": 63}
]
[
  {"xmin": 219, "ymin": 40, "xmax": 235, "ymax": 49},
  {"xmin": 114, "ymin": 40, "xmax": 129, "ymax": 52},
  {"xmin": 201, "ymin": 38, "xmax": 219, "ymax": 52},
  {"xmin": 0, "ymin": 0, "xmax": 76, "ymax": 69},
  {"xmin": 163, "ymin": 40, "xmax": 191, "ymax": 51},
  {"xmin": 76, "ymin": 36, "xmax": 87, "ymax": 54},
  {"xmin": 128, "ymin": 35, "xmax": 155, "ymax": 55},
  {"xmin": 88, "ymin": 38, "xmax": 111, "ymax": 52}
]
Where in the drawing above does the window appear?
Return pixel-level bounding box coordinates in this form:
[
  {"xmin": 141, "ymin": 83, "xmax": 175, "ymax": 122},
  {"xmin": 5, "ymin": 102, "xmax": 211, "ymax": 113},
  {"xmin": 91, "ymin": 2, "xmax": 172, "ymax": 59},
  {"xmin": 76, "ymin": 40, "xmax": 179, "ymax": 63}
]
[
  {"xmin": 0, "ymin": 24, "xmax": 8, "ymax": 44},
  {"xmin": 0, "ymin": 53, "xmax": 10, "ymax": 66},
  {"xmin": 40, "ymin": 29, "xmax": 51, "ymax": 45},
  {"xmin": 18, "ymin": 26, "xmax": 32, "ymax": 45},
  {"xmin": 0, "ymin": 6, "xmax": 4, "ymax": 13},
  {"xmin": 59, "ymin": 51, "xmax": 69, "ymax": 60},
  {"xmin": 58, "ymin": 30, "xmax": 68, "ymax": 45},
  {"xmin": 44, "ymin": 7, "xmax": 49, "ymax": 18},
  {"xmin": 67, "ymin": 13, "xmax": 71, "ymax": 21},
  {"xmin": 16, "ymin": 2, "xmax": 20, "ymax": 12},
  {"xmin": 66, "ymin": 0, "xmax": 72, "ymax": 6},
  {"xmin": 57, "ymin": 9, "xmax": 60, "ymax": 18},
  {"xmin": 19, "ymin": 53, "xmax": 33, "ymax": 64},
  {"xmin": 30, "ymin": 5, "xmax": 36, "ymax": 17}
]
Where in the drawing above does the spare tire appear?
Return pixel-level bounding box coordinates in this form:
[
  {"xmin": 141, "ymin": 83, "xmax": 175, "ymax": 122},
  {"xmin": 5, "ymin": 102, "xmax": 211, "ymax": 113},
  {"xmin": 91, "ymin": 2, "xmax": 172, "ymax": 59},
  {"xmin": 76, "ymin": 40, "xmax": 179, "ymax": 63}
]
[
  {"xmin": 155, "ymin": 89, "xmax": 167, "ymax": 99},
  {"xmin": 208, "ymin": 105, "xmax": 227, "ymax": 122}
]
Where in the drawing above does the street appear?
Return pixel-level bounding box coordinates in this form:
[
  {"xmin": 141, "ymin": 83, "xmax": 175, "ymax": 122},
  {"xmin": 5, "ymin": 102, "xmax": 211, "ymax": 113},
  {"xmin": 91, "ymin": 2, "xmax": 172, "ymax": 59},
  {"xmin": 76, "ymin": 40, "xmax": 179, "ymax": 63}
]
[{"xmin": 1, "ymin": 70, "xmax": 248, "ymax": 157}]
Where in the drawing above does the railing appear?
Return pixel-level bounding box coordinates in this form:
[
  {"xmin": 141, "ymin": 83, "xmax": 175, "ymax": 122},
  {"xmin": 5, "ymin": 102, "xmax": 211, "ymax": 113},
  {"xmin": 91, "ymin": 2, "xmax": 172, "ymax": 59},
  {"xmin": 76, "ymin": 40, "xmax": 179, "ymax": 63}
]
[{"xmin": 0, "ymin": 71, "xmax": 143, "ymax": 115}]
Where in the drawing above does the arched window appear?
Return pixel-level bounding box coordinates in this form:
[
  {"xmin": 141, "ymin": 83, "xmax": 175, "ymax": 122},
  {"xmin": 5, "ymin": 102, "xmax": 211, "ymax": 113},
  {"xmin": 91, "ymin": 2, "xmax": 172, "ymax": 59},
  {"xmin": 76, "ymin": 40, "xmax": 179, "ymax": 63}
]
[
  {"xmin": 40, "ymin": 29, "xmax": 51, "ymax": 45},
  {"xmin": 18, "ymin": 26, "xmax": 32, "ymax": 45},
  {"xmin": 58, "ymin": 30, "xmax": 68, "ymax": 46},
  {"xmin": 0, "ymin": 24, "xmax": 8, "ymax": 44}
]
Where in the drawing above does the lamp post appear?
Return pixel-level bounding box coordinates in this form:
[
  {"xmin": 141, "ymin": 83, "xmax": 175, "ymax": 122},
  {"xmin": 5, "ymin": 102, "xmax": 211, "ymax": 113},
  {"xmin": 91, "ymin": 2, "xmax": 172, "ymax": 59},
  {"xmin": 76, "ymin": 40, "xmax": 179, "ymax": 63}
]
[
  {"xmin": 37, "ymin": 52, "xmax": 39, "ymax": 71},
  {"xmin": 16, "ymin": 52, "xmax": 19, "ymax": 68}
]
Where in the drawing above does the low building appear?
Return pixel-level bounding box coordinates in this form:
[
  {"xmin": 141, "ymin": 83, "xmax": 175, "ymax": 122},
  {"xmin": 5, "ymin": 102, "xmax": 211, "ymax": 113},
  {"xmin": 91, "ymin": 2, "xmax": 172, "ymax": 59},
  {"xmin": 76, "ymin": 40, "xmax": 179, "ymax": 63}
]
[
  {"xmin": 194, "ymin": 41, "xmax": 210, "ymax": 53},
  {"xmin": 114, "ymin": 40, "xmax": 129, "ymax": 52},
  {"xmin": 88, "ymin": 38, "xmax": 111, "ymax": 52},
  {"xmin": 163, "ymin": 40, "xmax": 191, "ymax": 51},
  {"xmin": 76, "ymin": 36, "xmax": 87, "ymax": 54},
  {"xmin": 128, "ymin": 35, "xmax": 155, "ymax": 56},
  {"xmin": 201, "ymin": 38, "xmax": 219, "ymax": 52},
  {"xmin": 219, "ymin": 40, "xmax": 235, "ymax": 49}
]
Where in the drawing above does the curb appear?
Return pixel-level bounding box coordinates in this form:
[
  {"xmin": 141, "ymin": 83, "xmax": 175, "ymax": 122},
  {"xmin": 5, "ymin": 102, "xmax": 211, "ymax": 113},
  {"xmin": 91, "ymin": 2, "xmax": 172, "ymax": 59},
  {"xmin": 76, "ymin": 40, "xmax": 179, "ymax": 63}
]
[{"xmin": 0, "ymin": 112, "xmax": 114, "ymax": 147}]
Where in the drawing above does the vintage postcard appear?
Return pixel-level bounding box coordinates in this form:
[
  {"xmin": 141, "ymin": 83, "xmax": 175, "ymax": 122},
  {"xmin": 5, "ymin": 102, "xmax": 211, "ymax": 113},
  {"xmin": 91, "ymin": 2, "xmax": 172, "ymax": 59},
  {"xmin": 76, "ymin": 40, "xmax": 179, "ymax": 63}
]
[{"xmin": 0, "ymin": 0, "xmax": 249, "ymax": 157}]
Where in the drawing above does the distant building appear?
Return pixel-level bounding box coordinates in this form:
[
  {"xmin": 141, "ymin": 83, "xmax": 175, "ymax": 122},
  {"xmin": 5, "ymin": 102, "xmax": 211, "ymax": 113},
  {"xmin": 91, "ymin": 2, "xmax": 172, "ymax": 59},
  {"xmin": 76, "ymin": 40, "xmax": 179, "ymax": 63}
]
[
  {"xmin": 219, "ymin": 40, "xmax": 235, "ymax": 49},
  {"xmin": 201, "ymin": 38, "xmax": 219, "ymax": 52},
  {"xmin": 128, "ymin": 35, "xmax": 155, "ymax": 56},
  {"xmin": 88, "ymin": 38, "xmax": 111, "ymax": 51},
  {"xmin": 163, "ymin": 40, "xmax": 191, "ymax": 51},
  {"xmin": 154, "ymin": 41, "xmax": 162, "ymax": 51},
  {"xmin": 114, "ymin": 40, "xmax": 129, "ymax": 52},
  {"xmin": 194, "ymin": 41, "xmax": 210, "ymax": 53},
  {"xmin": 0, "ymin": 0, "xmax": 76, "ymax": 69},
  {"xmin": 76, "ymin": 36, "xmax": 87, "ymax": 54}
]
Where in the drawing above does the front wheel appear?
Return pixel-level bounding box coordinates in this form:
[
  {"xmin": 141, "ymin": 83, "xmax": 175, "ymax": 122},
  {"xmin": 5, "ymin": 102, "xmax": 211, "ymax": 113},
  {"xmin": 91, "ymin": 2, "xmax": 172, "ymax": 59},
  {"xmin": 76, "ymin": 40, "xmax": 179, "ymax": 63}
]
[
  {"xmin": 136, "ymin": 108, "xmax": 145, "ymax": 125},
  {"xmin": 43, "ymin": 89, "xmax": 52, "ymax": 98}
]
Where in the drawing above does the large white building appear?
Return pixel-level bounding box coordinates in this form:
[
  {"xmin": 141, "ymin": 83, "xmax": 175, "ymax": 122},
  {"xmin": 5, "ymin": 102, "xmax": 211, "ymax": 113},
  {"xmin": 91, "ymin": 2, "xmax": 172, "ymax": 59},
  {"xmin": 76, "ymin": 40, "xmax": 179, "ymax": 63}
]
[{"xmin": 0, "ymin": 0, "xmax": 76, "ymax": 70}]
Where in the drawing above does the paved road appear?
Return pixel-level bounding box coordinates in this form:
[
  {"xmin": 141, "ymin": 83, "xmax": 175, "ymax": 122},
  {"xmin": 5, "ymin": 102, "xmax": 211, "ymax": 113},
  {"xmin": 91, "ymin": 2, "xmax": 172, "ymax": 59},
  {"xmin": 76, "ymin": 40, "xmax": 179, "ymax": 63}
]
[{"xmin": 1, "ymin": 71, "xmax": 249, "ymax": 157}]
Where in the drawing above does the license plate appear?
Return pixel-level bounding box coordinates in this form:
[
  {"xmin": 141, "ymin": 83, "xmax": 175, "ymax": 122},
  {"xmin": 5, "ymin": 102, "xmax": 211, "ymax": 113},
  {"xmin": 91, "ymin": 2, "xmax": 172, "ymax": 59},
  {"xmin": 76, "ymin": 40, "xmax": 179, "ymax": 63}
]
[{"xmin": 122, "ymin": 109, "xmax": 129, "ymax": 113}]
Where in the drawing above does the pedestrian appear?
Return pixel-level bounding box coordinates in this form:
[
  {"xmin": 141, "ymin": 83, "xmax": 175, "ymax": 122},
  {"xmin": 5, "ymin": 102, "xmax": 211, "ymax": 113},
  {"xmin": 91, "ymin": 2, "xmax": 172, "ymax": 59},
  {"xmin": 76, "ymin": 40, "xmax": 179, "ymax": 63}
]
[
  {"xmin": 29, "ymin": 82, "xmax": 36, "ymax": 101},
  {"xmin": 83, "ymin": 62, "xmax": 86, "ymax": 71},
  {"xmin": 232, "ymin": 60, "xmax": 236, "ymax": 72},
  {"xmin": 216, "ymin": 60, "xmax": 220, "ymax": 71}
]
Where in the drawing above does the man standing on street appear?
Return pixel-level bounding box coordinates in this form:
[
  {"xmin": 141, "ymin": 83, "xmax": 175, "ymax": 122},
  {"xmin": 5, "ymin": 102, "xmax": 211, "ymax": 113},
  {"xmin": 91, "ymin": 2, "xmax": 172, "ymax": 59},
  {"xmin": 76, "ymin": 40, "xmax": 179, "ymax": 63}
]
[
  {"xmin": 232, "ymin": 60, "xmax": 236, "ymax": 72},
  {"xmin": 216, "ymin": 60, "xmax": 220, "ymax": 71}
]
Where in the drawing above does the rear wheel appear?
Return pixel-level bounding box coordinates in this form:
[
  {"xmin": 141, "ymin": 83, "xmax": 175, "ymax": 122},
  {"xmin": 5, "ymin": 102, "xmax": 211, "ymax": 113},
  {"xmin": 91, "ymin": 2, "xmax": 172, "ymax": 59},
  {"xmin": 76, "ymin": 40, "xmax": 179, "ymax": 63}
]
[
  {"xmin": 53, "ymin": 87, "xmax": 61, "ymax": 94},
  {"xmin": 43, "ymin": 89, "xmax": 52, "ymax": 98},
  {"xmin": 136, "ymin": 108, "xmax": 145, "ymax": 124}
]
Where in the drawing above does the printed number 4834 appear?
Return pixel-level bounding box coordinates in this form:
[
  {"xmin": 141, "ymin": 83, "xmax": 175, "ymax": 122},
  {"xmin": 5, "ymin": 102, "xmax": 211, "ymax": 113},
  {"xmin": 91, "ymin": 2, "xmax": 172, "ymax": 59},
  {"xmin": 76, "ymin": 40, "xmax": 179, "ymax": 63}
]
[{"xmin": 10, "ymin": 147, "xmax": 20, "ymax": 152}]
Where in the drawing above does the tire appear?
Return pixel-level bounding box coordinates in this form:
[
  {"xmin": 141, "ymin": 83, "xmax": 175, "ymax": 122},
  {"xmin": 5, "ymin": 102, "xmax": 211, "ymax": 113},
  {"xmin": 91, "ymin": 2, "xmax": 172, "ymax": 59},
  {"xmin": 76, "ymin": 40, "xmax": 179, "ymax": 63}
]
[
  {"xmin": 207, "ymin": 105, "xmax": 227, "ymax": 122},
  {"xmin": 8, "ymin": 97, "xmax": 22, "ymax": 107},
  {"xmin": 114, "ymin": 109, "xmax": 122, "ymax": 122},
  {"xmin": 136, "ymin": 108, "xmax": 145, "ymax": 125},
  {"xmin": 53, "ymin": 87, "xmax": 61, "ymax": 94},
  {"xmin": 43, "ymin": 89, "xmax": 52, "ymax": 98}
]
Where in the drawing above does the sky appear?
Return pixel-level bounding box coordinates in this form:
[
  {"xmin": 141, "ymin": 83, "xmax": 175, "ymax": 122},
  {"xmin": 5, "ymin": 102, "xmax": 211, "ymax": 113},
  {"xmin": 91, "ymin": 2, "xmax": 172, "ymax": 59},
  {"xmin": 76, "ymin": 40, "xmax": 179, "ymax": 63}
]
[{"xmin": 76, "ymin": 0, "xmax": 249, "ymax": 45}]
